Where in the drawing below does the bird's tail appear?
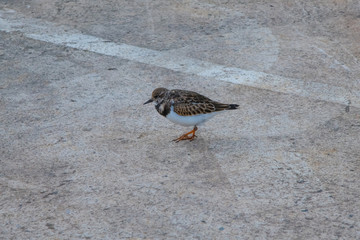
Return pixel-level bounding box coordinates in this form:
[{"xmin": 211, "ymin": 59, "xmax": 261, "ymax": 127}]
[
  {"xmin": 227, "ymin": 104, "xmax": 239, "ymax": 110},
  {"xmin": 214, "ymin": 103, "xmax": 239, "ymax": 111}
]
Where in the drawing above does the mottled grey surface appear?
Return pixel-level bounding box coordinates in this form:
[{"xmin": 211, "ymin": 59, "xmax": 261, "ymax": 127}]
[{"xmin": 1, "ymin": 0, "xmax": 359, "ymax": 239}]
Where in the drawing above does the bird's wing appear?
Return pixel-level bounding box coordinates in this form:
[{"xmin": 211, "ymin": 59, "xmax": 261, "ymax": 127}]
[{"xmin": 170, "ymin": 90, "xmax": 229, "ymax": 116}]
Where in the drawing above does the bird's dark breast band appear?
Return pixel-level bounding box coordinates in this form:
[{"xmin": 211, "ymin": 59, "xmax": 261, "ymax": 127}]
[{"xmin": 155, "ymin": 101, "xmax": 170, "ymax": 117}]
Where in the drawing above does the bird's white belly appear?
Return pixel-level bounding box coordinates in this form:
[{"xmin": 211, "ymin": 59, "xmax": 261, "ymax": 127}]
[{"xmin": 166, "ymin": 106, "xmax": 218, "ymax": 126}]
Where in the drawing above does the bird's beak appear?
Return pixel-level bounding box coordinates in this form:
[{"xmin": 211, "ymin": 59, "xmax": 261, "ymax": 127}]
[{"xmin": 143, "ymin": 99, "xmax": 153, "ymax": 105}]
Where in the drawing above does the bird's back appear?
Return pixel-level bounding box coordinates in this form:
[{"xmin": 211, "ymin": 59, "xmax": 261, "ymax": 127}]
[{"xmin": 167, "ymin": 89, "xmax": 238, "ymax": 116}]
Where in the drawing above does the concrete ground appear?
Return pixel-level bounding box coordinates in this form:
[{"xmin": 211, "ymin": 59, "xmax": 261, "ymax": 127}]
[{"xmin": 1, "ymin": 0, "xmax": 359, "ymax": 239}]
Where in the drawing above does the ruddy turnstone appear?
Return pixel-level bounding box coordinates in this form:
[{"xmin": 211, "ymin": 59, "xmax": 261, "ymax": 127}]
[{"xmin": 144, "ymin": 88, "xmax": 239, "ymax": 142}]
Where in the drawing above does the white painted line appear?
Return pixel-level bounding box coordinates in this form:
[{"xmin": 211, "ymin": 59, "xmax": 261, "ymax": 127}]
[{"xmin": 0, "ymin": 9, "xmax": 359, "ymax": 108}]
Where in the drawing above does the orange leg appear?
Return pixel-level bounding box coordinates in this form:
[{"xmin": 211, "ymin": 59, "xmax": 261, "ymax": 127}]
[{"xmin": 173, "ymin": 126, "xmax": 198, "ymax": 142}]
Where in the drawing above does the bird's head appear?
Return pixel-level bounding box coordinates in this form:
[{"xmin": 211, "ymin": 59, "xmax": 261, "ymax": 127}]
[{"xmin": 144, "ymin": 88, "xmax": 168, "ymax": 105}]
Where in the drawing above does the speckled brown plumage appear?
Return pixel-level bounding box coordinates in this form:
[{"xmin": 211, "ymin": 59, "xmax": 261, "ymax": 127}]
[{"xmin": 149, "ymin": 88, "xmax": 238, "ymax": 116}]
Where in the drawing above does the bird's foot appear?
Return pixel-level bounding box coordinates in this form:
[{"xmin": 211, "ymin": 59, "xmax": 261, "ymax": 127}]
[
  {"xmin": 173, "ymin": 133, "xmax": 197, "ymax": 142},
  {"xmin": 173, "ymin": 126, "xmax": 198, "ymax": 142}
]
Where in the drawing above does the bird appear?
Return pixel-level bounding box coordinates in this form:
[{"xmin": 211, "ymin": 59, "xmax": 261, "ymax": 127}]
[{"xmin": 144, "ymin": 88, "xmax": 239, "ymax": 142}]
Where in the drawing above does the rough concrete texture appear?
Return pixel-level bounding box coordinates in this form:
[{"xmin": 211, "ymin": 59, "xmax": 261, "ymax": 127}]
[{"xmin": 1, "ymin": 0, "xmax": 359, "ymax": 239}]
